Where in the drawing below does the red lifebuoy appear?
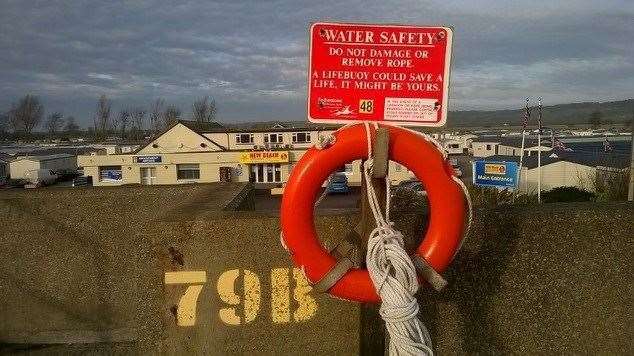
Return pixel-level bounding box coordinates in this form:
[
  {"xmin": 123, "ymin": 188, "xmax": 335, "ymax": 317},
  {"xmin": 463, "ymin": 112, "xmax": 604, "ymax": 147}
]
[{"xmin": 281, "ymin": 124, "xmax": 466, "ymax": 303}]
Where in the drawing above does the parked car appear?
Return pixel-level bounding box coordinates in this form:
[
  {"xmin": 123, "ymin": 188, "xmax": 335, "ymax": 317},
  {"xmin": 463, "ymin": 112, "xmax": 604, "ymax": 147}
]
[{"xmin": 327, "ymin": 173, "xmax": 350, "ymax": 194}]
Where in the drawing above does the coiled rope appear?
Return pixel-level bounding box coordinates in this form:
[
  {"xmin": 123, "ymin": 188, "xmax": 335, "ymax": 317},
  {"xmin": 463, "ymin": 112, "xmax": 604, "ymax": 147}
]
[{"xmin": 362, "ymin": 122, "xmax": 434, "ymax": 356}]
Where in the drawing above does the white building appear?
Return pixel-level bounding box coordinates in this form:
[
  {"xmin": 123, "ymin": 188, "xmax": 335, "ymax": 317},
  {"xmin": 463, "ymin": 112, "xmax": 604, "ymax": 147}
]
[
  {"xmin": 78, "ymin": 120, "xmax": 417, "ymax": 187},
  {"xmin": 441, "ymin": 134, "xmax": 477, "ymax": 155},
  {"xmin": 9, "ymin": 154, "xmax": 77, "ymax": 180},
  {"xmin": 472, "ymin": 137, "xmax": 552, "ymax": 158},
  {"xmin": 481, "ymin": 150, "xmax": 630, "ymax": 194}
]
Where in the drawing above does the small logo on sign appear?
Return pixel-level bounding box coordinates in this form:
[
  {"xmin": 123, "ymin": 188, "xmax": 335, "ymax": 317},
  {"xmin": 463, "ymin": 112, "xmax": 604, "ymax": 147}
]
[
  {"xmin": 332, "ymin": 105, "xmax": 355, "ymax": 116},
  {"xmin": 485, "ymin": 164, "xmax": 506, "ymax": 175}
]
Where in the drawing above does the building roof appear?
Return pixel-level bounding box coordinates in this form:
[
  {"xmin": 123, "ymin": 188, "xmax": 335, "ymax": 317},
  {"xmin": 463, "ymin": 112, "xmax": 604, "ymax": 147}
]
[
  {"xmin": 482, "ymin": 150, "xmax": 630, "ymax": 170},
  {"xmin": 178, "ymin": 120, "xmax": 225, "ymax": 133},
  {"xmin": 196, "ymin": 120, "xmax": 340, "ymax": 134},
  {"xmin": 472, "ymin": 136, "xmax": 553, "ymax": 148},
  {"xmin": 12, "ymin": 153, "xmax": 74, "ymax": 162}
]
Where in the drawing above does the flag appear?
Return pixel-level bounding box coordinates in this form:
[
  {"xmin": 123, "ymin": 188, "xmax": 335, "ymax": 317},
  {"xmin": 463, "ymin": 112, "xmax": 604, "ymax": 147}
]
[
  {"xmin": 603, "ymin": 138, "xmax": 612, "ymax": 152},
  {"xmin": 537, "ymin": 97, "xmax": 543, "ymax": 134},
  {"xmin": 554, "ymin": 139, "xmax": 573, "ymax": 151},
  {"xmin": 522, "ymin": 97, "xmax": 530, "ymax": 129}
]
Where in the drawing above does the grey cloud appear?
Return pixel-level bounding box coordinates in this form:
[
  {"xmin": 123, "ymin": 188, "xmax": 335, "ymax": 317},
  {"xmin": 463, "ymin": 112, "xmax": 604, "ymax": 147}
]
[{"xmin": 0, "ymin": 0, "xmax": 632, "ymax": 125}]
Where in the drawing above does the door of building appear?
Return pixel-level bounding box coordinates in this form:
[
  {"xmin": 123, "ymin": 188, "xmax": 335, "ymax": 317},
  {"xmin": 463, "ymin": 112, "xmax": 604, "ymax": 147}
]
[
  {"xmin": 249, "ymin": 164, "xmax": 282, "ymax": 183},
  {"xmin": 219, "ymin": 167, "xmax": 232, "ymax": 182},
  {"xmin": 140, "ymin": 167, "xmax": 156, "ymax": 185}
]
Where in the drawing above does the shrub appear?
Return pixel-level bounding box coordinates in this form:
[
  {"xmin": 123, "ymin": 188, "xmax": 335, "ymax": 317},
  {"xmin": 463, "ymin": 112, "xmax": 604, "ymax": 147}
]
[
  {"xmin": 466, "ymin": 183, "xmax": 536, "ymax": 207},
  {"xmin": 592, "ymin": 168, "xmax": 630, "ymax": 201},
  {"xmin": 542, "ymin": 186, "xmax": 595, "ymax": 203}
]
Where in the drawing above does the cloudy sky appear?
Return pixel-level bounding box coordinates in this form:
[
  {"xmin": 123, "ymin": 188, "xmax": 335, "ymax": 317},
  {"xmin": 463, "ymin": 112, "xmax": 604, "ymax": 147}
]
[{"xmin": 1, "ymin": 0, "xmax": 633, "ymax": 126}]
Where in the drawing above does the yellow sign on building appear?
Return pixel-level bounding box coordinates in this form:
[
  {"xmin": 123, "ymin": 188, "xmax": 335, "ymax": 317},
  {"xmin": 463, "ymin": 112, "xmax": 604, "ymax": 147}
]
[{"xmin": 239, "ymin": 151, "xmax": 289, "ymax": 164}]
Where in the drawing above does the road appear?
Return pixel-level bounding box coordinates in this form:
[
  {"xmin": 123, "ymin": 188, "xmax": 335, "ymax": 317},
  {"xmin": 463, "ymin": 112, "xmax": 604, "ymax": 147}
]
[{"xmin": 253, "ymin": 187, "xmax": 361, "ymax": 211}]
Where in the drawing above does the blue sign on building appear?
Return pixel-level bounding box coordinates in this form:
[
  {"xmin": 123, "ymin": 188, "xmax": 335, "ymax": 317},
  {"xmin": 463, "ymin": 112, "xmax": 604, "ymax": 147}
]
[
  {"xmin": 473, "ymin": 160, "xmax": 518, "ymax": 188},
  {"xmin": 135, "ymin": 155, "xmax": 162, "ymax": 164}
]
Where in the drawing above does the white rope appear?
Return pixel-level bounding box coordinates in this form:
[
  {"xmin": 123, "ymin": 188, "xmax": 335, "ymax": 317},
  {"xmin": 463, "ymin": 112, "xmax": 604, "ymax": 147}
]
[{"xmin": 362, "ymin": 122, "xmax": 434, "ymax": 356}]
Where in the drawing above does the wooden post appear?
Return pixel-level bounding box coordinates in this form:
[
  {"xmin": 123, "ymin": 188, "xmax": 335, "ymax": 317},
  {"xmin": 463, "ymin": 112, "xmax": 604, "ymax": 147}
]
[{"xmin": 358, "ymin": 127, "xmax": 389, "ymax": 356}]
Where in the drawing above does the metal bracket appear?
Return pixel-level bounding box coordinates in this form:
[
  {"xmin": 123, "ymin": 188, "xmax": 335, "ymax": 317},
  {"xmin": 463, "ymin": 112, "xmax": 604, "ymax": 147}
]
[
  {"xmin": 372, "ymin": 127, "xmax": 389, "ymax": 179},
  {"xmin": 313, "ymin": 230, "xmax": 361, "ymax": 293}
]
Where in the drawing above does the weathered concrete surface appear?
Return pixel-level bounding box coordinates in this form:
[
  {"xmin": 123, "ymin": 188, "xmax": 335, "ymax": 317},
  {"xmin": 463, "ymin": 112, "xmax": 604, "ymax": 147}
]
[
  {"xmin": 419, "ymin": 203, "xmax": 633, "ymax": 355},
  {"xmin": 0, "ymin": 186, "xmax": 632, "ymax": 355},
  {"xmin": 0, "ymin": 185, "xmax": 360, "ymax": 355}
]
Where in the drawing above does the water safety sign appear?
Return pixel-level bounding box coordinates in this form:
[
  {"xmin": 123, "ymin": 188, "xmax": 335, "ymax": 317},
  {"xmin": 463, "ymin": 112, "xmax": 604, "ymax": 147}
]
[
  {"xmin": 307, "ymin": 22, "xmax": 453, "ymax": 126},
  {"xmin": 473, "ymin": 160, "xmax": 519, "ymax": 188}
]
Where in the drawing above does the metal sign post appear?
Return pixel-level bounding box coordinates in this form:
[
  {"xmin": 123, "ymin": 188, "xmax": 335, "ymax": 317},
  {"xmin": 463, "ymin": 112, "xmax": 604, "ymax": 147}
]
[{"xmin": 358, "ymin": 127, "xmax": 389, "ymax": 356}]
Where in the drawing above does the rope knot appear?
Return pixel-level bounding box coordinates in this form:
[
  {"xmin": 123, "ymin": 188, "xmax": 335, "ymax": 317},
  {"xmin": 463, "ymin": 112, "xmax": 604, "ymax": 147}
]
[
  {"xmin": 361, "ymin": 122, "xmax": 434, "ymax": 356},
  {"xmin": 315, "ymin": 134, "xmax": 335, "ymax": 150}
]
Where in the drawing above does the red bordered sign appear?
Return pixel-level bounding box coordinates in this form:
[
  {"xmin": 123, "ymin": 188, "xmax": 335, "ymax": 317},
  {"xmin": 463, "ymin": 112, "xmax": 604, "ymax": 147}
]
[{"xmin": 308, "ymin": 22, "xmax": 453, "ymax": 127}]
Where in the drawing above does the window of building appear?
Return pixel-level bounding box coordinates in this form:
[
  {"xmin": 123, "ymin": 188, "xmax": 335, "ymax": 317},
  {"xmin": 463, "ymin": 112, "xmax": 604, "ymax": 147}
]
[
  {"xmin": 99, "ymin": 166, "xmax": 122, "ymax": 182},
  {"xmin": 177, "ymin": 164, "xmax": 200, "ymax": 180},
  {"xmin": 449, "ymin": 143, "xmax": 460, "ymax": 149},
  {"xmin": 345, "ymin": 163, "xmax": 353, "ymax": 173},
  {"xmin": 394, "ymin": 163, "xmax": 402, "ymax": 172},
  {"xmin": 292, "ymin": 132, "xmax": 311, "ymax": 143},
  {"xmin": 264, "ymin": 133, "xmax": 283, "ymax": 144},
  {"xmin": 235, "ymin": 133, "xmax": 254, "ymax": 144},
  {"xmin": 486, "ymin": 144, "xmax": 492, "ymax": 150}
]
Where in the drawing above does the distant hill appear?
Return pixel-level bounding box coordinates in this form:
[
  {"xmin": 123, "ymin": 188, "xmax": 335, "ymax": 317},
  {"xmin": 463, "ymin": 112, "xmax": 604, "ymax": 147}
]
[
  {"xmin": 448, "ymin": 99, "xmax": 634, "ymax": 127},
  {"xmin": 220, "ymin": 99, "xmax": 633, "ymax": 129}
]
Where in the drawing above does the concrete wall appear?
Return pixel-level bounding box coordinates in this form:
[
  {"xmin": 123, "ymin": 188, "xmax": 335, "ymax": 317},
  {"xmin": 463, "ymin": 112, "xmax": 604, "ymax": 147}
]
[{"xmin": 0, "ymin": 186, "xmax": 631, "ymax": 354}]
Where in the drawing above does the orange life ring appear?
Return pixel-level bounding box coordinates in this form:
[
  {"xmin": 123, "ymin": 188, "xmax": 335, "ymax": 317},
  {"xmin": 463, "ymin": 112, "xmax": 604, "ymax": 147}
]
[{"xmin": 280, "ymin": 124, "xmax": 466, "ymax": 303}]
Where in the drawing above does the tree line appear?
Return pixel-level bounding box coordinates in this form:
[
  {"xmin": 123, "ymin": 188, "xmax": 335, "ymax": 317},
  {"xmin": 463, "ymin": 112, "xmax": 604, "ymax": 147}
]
[{"xmin": 0, "ymin": 94, "xmax": 217, "ymax": 141}]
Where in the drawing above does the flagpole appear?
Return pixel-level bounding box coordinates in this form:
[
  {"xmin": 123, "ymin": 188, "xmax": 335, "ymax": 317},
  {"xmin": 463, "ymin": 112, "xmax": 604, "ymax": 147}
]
[
  {"xmin": 515, "ymin": 98, "xmax": 530, "ymax": 199},
  {"xmin": 538, "ymin": 129, "xmax": 542, "ymax": 202},
  {"xmin": 627, "ymin": 127, "xmax": 634, "ymax": 201},
  {"xmin": 537, "ymin": 97, "xmax": 542, "ymax": 203}
]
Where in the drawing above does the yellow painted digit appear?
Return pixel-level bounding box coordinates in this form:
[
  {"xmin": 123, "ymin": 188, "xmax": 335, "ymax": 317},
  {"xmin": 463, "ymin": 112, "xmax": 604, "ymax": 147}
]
[
  {"xmin": 292, "ymin": 268, "xmax": 317, "ymax": 322},
  {"xmin": 243, "ymin": 270, "xmax": 261, "ymax": 323},
  {"xmin": 217, "ymin": 269, "xmax": 261, "ymax": 325},
  {"xmin": 217, "ymin": 269, "xmax": 241, "ymax": 325},
  {"xmin": 271, "ymin": 268, "xmax": 291, "ymax": 323},
  {"xmin": 164, "ymin": 271, "xmax": 207, "ymax": 327}
]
